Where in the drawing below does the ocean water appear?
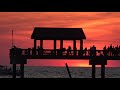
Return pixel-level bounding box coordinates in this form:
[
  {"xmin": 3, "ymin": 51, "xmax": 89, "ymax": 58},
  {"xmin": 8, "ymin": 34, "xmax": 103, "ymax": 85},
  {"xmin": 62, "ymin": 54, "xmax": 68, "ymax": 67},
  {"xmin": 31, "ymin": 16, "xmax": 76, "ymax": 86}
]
[{"xmin": 0, "ymin": 67, "xmax": 120, "ymax": 78}]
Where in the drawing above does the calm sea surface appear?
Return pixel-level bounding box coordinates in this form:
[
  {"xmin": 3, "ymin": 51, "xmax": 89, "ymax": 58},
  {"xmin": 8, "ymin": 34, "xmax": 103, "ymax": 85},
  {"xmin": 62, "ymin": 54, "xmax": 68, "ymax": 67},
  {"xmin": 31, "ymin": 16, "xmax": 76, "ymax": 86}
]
[{"xmin": 0, "ymin": 66, "xmax": 120, "ymax": 78}]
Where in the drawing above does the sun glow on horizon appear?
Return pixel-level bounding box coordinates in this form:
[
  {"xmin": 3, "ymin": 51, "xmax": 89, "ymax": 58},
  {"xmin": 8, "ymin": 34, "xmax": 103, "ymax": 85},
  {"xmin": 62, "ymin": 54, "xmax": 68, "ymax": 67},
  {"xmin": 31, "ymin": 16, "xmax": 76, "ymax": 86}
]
[{"xmin": 76, "ymin": 63, "xmax": 90, "ymax": 67}]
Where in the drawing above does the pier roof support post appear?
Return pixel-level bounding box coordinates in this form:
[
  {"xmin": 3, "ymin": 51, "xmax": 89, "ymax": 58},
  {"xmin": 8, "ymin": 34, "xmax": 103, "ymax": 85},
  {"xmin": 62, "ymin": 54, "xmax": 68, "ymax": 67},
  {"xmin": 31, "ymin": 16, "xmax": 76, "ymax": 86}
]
[
  {"xmin": 92, "ymin": 64, "xmax": 96, "ymax": 78},
  {"xmin": 34, "ymin": 40, "xmax": 37, "ymax": 49},
  {"xmin": 54, "ymin": 40, "xmax": 56, "ymax": 55},
  {"xmin": 13, "ymin": 64, "xmax": 16, "ymax": 78},
  {"xmin": 101, "ymin": 65, "xmax": 105, "ymax": 78},
  {"xmin": 60, "ymin": 40, "xmax": 63, "ymax": 49},
  {"xmin": 20, "ymin": 64, "xmax": 24, "ymax": 78},
  {"xmin": 73, "ymin": 40, "xmax": 76, "ymax": 56},
  {"xmin": 80, "ymin": 39, "xmax": 83, "ymax": 50},
  {"xmin": 40, "ymin": 40, "xmax": 43, "ymax": 48},
  {"xmin": 79, "ymin": 39, "xmax": 83, "ymax": 56}
]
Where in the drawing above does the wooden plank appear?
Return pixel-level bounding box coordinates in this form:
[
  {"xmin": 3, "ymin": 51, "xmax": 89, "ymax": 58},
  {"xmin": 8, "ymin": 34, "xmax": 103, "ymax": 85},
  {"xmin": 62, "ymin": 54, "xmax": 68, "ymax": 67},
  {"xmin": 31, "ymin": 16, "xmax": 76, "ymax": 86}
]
[{"xmin": 65, "ymin": 63, "xmax": 72, "ymax": 78}]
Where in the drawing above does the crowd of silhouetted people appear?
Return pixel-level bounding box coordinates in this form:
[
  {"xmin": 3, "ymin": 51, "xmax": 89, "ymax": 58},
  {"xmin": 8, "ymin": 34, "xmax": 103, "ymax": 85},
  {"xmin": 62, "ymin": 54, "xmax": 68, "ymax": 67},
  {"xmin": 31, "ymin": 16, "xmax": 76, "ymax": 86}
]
[
  {"xmin": 10, "ymin": 44, "xmax": 120, "ymax": 57},
  {"xmin": 103, "ymin": 44, "xmax": 120, "ymax": 56},
  {"xmin": 84, "ymin": 44, "xmax": 120, "ymax": 56}
]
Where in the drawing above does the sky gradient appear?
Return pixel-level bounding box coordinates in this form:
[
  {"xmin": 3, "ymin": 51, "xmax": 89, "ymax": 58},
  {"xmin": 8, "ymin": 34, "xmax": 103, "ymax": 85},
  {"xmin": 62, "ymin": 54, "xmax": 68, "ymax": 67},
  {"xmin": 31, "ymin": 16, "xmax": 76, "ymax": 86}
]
[{"xmin": 0, "ymin": 12, "xmax": 120, "ymax": 67}]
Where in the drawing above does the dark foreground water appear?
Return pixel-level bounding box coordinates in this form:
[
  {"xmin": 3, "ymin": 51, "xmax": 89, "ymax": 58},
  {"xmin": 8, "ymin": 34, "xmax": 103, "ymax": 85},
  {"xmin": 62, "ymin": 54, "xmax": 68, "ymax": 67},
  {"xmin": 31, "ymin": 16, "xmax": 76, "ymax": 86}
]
[{"xmin": 0, "ymin": 67, "xmax": 120, "ymax": 78}]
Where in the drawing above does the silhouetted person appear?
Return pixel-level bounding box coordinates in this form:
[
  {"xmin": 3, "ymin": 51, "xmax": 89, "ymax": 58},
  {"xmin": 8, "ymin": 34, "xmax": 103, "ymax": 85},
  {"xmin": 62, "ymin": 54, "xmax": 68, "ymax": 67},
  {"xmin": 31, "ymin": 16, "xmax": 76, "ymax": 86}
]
[
  {"xmin": 38, "ymin": 46, "xmax": 43, "ymax": 55},
  {"xmin": 103, "ymin": 45, "xmax": 106, "ymax": 50},
  {"xmin": 10, "ymin": 46, "xmax": 15, "ymax": 56},
  {"xmin": 91, "ymin": 45, "xmax": 96, "ymax": 56},
  {"xmin": 112, "ymin": 46, "xmax": 115, "ymax": 56},
  {"xmin": 115, "ymin": 45, "xmax": 119, "ymax": 56},
  {"xmin": 11, "ymin": 45, "xmax": 17, "ymax": 56},
  {"xmin": 12, "ymin": 46, "xmax": 22, "ymax": 56},
  {"xmin": 84, "ymin": 47, "xmax": 87, "ymax": 56},
  {"xmin": 110, "ymin": 44, "xmax": 113, "ymax": 56},
  {"xmin": 67, "ymin": 46, "xmax": 72, "ymax": 55},
  {"xmin": 107, "ymin": 46, "xmax": 110, "ymax": 56},
  {"xmin": 103, "ymin": 45, "xmax": 107, "ymax": 56}
]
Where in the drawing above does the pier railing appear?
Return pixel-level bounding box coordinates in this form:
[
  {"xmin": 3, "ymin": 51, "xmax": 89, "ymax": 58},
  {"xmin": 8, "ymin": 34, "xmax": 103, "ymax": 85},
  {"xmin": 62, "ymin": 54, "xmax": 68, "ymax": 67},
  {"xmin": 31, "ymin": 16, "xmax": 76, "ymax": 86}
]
[{"xmin": 10, "ymin": 48, "xmax": 120, "ymax": 57}]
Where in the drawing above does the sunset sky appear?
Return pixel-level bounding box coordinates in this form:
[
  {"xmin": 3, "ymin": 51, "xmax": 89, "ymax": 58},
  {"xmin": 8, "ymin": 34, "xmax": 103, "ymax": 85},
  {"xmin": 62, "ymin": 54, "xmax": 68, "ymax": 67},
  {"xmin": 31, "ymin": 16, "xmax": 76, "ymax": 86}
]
[{"xmin": 0, "ymin": 12, "xmax": 120, "ymax": 67}]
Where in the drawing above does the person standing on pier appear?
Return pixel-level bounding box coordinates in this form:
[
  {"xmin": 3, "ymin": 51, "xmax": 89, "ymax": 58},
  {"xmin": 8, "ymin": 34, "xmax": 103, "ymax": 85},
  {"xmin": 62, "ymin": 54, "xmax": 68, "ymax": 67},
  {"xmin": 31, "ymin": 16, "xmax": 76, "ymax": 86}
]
[
  {"xmin": 103, "ymin": 45, "xmax": 107, "ymax": 56},
  {"xmin": 67, "ymin": 46, "xmax": 72, "ymax": 55},
  {"xmin": 90, "ymin": 45, "xmax": 96, "ymax": 56},
  {"xmin": 93, "ymin": 45, "xmax": 96, "ymax": 56},
  {"xmin": 38, "ymin": 46, "xmax": 44, "ymax": 55},
  {"xmin": 84, "ymin": 47, "xmax": 87, "ymax": 56},
  {"xmin": 115, "ymin": 45, "xmax": 119, "ymax": 56},
  {"xmin": 110, "ymin": 44, "xmax": 113, "ymax": 56}
]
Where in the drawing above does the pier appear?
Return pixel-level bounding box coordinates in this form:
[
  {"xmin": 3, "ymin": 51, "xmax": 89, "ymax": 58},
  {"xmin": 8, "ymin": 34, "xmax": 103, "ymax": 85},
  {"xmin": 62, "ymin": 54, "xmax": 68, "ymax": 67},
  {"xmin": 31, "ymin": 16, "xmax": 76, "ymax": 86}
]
[{"xmin": 9, "ymin": 27, "xmax": 120, "ymax": 78}]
